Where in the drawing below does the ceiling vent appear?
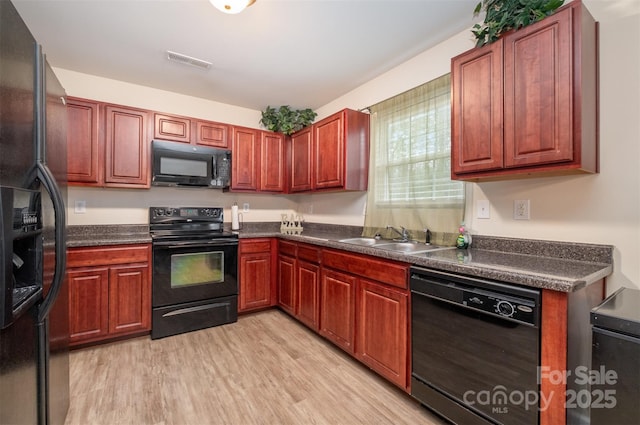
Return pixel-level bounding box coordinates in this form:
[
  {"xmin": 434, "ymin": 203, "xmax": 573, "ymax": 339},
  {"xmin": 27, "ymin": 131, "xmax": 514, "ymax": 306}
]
[{"xmin": 166, "ymin": 50, "xmax": 212, "ymax": 70}]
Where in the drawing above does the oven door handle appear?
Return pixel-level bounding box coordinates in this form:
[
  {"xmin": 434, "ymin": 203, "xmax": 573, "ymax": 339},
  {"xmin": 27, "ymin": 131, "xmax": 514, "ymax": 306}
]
[{"xmin": 154, "ymin": 239, "xmax": 238, "ymax": 249}]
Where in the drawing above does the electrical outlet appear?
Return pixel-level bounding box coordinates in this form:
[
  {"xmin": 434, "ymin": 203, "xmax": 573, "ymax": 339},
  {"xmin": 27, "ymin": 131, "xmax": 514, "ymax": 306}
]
[
  {"xmin": 514, "ymin": 200, "xmax": 530, "ymax": 220},
  {"xmin": 74, "ymin": 200, "xmax": 86, "ymax": 214},
  {"xmin": 476, "ymin": 200, "xmax": 490, "ymax": 219},
  {"xmin": 242, "ymin": 203, "xmax": 250, "ymax": 212}
]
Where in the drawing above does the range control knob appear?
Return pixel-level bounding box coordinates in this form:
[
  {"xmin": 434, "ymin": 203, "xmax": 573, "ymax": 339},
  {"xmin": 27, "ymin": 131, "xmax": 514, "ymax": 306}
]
[
  {"xmin": 165, "ymin": 208, "xmax": 175, "ymax": 216},
  {"xmin": 496, "ymin": 301, "xmax": 515, "ymax": 317}
]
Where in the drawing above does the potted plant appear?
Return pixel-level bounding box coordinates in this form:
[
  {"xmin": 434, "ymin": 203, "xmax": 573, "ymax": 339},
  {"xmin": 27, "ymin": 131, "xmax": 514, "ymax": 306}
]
[
  {"xmin": 471, "ymin": 0, "xmax": 565, "ymax": 47},
  {"xmin": 260, "ymin": 105, "xmax": 317, "ymax": 136}
]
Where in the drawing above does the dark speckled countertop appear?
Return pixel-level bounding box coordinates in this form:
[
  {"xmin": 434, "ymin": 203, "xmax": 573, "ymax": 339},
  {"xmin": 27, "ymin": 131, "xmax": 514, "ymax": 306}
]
[
  {"xmin": 67, "ymin": 224, "xmax": 151, "ymax": 247},
  {"xmin": 67, "ymin": 222, "xmax": 613, "ymax": 293}
]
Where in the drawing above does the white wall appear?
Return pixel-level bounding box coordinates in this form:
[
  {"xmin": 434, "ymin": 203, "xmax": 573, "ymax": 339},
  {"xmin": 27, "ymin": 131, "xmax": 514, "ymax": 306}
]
[{"xmin": 58, "ymin": 0, "xmax": 640, "ymax": 294}]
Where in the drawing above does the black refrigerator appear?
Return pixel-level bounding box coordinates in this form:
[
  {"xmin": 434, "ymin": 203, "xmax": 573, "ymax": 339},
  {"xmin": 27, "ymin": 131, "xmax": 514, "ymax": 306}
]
[{"xmin": 0, "ymin": 1, "xmax": 69, "ymax": 424}]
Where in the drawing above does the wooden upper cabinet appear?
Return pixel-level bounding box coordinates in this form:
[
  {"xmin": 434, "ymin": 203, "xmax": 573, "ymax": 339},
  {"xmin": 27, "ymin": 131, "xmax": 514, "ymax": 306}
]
[
  {"xmin": 260, "ymin": 132, "xmax": 286, "ymax": 192},
  {"xmin": 314, "ymin": 109, "xmax": 369, "ymax": 191},
  {"xmin": 195, "ymin": 120, "xmax": 229, "ymax": 148},
  {"xmin": 451, "ymin": 0, "xmax": 598, "ymax": 181},
  {"xmin": 153, "ymin": 112, "xmax": 229, "ymax": 148},
  {"xmin": 104, "ymin": 104, "xmax": 150, "ymax": 187},
  {"xmin": 67, "ymin": 97, "xmax": 150, "ymax": 188},
  {"xmin": 154, "ymin": 113, "xmax": 190, "ymax": 143},
  {"xmin": 314, "ymin": 112, "xmax": 344, "ymax": 189},
  {"xmin": 231, "ymin": 127, "xmax": 286, "ymax": 193},
  {"xmin": 451, "ymin": 41, "xmax": 504, "ymax": 174},
  {"xmin": 289, "ymin": 127, "xmax": 313, "ymax": 192},
  {"xmin": 231, "ymin": 126, "xmax": 260, "ymax": 191},
  {"xmin": 503, "ymin": 7, "xmax": 574, "ymax": 168},
  {"xmin": 289, "ymin": 108, "xmax": 369, "ymax": 193},
  {"xmin": 66, "ymin": 98, "xmax": 101, "ymax": 185}
]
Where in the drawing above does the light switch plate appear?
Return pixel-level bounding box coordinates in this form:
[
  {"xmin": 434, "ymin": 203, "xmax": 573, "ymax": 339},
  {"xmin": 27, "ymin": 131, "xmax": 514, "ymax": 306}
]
[{"xmin": 476, "ymin": 200, "xmax": 490, "ymax": 219}]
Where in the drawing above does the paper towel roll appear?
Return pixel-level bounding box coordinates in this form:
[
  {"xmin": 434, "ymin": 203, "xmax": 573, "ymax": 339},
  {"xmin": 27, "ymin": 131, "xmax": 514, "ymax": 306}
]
[{"xmin": 231, "ymin": 204, "xmax": 240, "ymax": 230}]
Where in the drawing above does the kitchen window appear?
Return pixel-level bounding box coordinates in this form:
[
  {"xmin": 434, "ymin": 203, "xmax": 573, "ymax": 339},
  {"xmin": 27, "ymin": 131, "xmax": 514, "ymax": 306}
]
[{"xmin": 364, "ymin": 73, "xmax": 465, "ymax": 244}]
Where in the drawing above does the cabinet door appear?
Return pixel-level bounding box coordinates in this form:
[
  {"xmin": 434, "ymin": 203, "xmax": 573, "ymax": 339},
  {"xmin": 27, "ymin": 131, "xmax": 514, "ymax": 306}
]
[
  {"xmin": 66, "ymin": 98, "xmax": 101, "ymax": 184},
  {"xmin": 320, "ymin": 269, "xmax": 356, "ymax": 353},
  {"xmin": 503, "ymin": 6, "xmax": 573, "ymax": 168},
  {"xmin": 104, "ymin": 104, "xmax": 150, "ymax": 187},
  {"xmin": 231, "ymin": 126, "xmax": 260, "ymax": 190},
  {"xmin": 154, "ymin": 113, "xmax": 190, "ymax": 143},
  {"xmin": 289, "ymin": 127, "xmax": 313, "ymax": 192},
  {"xmin": 297, "ymin": 260, "xmax": 320, "ymax": 330},
  {"xmin": 239, "ymin": 250, "xmax": 272, "ymax": 312},
  {"xmin": 356, "ymin": 279, "xmax": 408, "ymax": 389},
  {"xmin": 68, "ymin": 267, "xmax": 109, "ymax": 345},
  {"xmin": 195, "ymin": 120, "xmax": 229, "ymax": 148},
  {"xmin": 451, "ymin": 41, "xmax": 504, "ymax": 175},
  {"xmin": 108, "ymin": 263, "xmax": 151, "ymax": 335},
  {"xmin": 314, "ymin": 112, "xmax": 344, "ymax": 189},
  {"xmin": 277, "ymin": 254, "xmax": 296, "ymax": 315},
  {"xmin": 260, "ymin": 132, "xmax": 285, "ymax": 192}
]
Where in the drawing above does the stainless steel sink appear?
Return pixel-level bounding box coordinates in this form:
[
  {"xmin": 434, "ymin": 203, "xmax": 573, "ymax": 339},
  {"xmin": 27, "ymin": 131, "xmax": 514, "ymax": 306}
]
[
  {"xmin": 376, "ymin": 242, "xmax": 446, "ymax": 253},
  {"xmin": 338, "ymin": 237, "xmax": 394, "ymax": 246},
  {"xmin": 338, "ymin": 238, "xmax": 453, "ymax": 254}
]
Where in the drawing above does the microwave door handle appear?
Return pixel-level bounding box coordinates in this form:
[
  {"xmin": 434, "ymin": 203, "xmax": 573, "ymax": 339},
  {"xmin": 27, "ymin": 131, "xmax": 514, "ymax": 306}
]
[{"xmin": 213, "ymin": 156, "xmax": 217, "ymax": 180}]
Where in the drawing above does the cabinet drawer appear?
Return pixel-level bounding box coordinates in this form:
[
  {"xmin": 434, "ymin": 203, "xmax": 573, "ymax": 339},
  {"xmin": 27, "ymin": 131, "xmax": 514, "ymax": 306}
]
[
  {"xmin": 68, "ymin": 244, "xmax": 150, "ymax": 268},
  {"xmin": 322, "ymin": 249, "xmax": 409, "ymax": 289},
  {"xmin": 278, "ymin": 240, "xmax": 297, "ymax": 257},
  {"xmin": 239, "ymin": 239, "xmax": 271, "ymax": 254},
  {"xmin": 297, "ymin": 244, "xmax": 321, "ymax": 263}
]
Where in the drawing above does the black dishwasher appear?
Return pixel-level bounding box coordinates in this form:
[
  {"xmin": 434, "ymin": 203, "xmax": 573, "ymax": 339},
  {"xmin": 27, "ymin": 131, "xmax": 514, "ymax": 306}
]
[
  {"xmin": 590, "ymin": 287, "xmax": 640, "ymax": 425},
  {"xmin": 410, "ymin": 267, "xmax": 541, "ymax": 425}
]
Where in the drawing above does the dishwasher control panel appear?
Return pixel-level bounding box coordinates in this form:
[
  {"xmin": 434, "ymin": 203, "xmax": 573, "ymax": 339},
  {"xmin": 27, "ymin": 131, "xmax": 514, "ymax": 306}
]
[
  {"xmin": 462, "ymin": 291, "xmax": 536, "ymax": 324},
  {"xmin": 410, "ymin": 267, "xmax": 541, "ymax": 327}
]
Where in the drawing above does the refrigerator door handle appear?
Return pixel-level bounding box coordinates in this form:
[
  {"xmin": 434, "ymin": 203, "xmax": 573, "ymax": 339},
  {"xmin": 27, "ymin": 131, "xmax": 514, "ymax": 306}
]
[{"xmin": 36, "ymin": 161, "xmax": 66, "ymax": 323}]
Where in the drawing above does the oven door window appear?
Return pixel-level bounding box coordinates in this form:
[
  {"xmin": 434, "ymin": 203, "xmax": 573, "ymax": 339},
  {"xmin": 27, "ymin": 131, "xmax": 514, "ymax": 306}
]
[
  {"xmin": 171, "ymin": 252, "xmax": 224, "ymax": 288},
  {"xmin": 152, "ymin": 243, "xmax": 238, "ymax": 308}
]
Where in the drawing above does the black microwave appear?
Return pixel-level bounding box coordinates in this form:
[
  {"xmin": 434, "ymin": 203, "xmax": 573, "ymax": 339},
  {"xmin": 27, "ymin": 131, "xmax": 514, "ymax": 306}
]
[{"xmin": 152, "ymin": 139, "xmax": 231, "ymax": 189}]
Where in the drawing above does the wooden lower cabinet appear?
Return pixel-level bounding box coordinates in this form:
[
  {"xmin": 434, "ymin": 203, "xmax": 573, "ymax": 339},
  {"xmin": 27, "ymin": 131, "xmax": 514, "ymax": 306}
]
[
  {"xmin": 277, "ymin": 247, "xmax": 296, "ymax": 315},
  {"xmin": 276, "ymin": 242, "xmax": 321, "ymax": 330},
  {"xmin": 277, "ymin": 242, "xmax": 410, "ymax": 391},
  {"xmin": 239, "ymin": 239, "xmax": 276, "ymax": 313},
  {"xmin": 296, "ymin": 259, "xmax": 320, "ymax": 330},
  {"xmin": 320, "ymin": 268, "xmax": 356, "ymax": 354},
  {"xmin": 356, "ymin": 279, "xmax": 408, "ymax": 390},
  {"xmin": 68, "ymin": 267, "xmax": 109, "ymax": 343},
  {"xmin": 108, "ymin": 264, "xmax": 151, "ymax": 335},
  {"xmin": 67, "ymin": 244, "xmax": 151, "ymax": 347}
]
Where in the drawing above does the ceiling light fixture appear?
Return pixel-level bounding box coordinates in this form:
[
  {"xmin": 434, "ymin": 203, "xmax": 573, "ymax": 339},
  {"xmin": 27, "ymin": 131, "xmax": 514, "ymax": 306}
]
[{"xmin": 209, "ymin": 0, "xmax": 256, "ymax": 14}]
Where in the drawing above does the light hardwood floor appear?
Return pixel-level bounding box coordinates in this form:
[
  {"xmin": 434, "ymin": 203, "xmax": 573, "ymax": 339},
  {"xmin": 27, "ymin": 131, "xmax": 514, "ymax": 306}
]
[{"xmin": 64, "ymin": 309, "xmax": 447, "ymax": 425}]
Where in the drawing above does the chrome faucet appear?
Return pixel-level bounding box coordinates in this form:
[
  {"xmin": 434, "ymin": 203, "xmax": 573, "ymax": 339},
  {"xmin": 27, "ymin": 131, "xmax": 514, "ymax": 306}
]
[{"xmin": 386, "ymin": 225, "xmax": 410, "ymax": 242}]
